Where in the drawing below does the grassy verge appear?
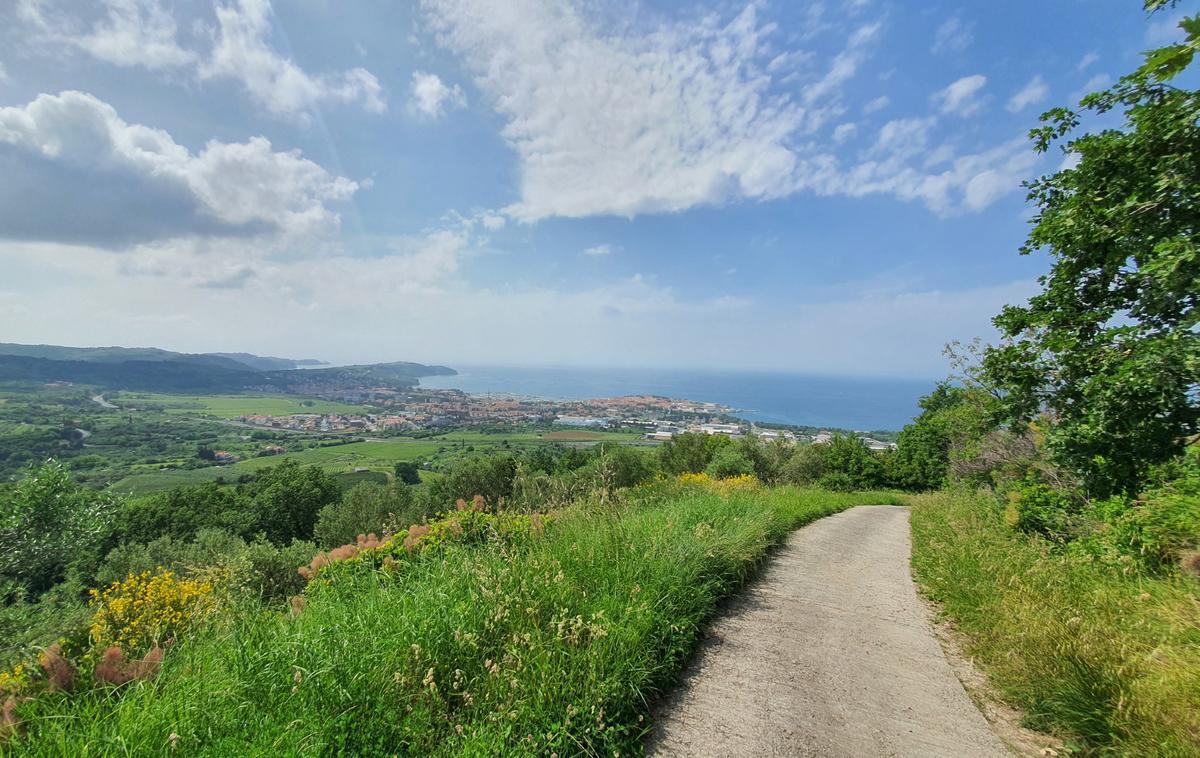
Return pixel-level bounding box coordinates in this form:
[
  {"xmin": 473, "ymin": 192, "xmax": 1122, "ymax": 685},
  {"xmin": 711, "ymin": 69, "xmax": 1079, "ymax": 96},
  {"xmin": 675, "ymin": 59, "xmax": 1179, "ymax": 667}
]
[
  {"xmin": 4, "ymin": 486, "xmax": 898, "ymax": 756},
  {"xmin": 910, "ymin": 490, "xmax": 1200, "ymax": 757}
]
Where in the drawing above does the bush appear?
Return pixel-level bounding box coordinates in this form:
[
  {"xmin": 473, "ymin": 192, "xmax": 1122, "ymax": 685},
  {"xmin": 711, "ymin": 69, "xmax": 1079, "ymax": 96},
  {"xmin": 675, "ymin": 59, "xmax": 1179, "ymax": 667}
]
[
  {"xmin": 314, "ymin": 483, "xmax": 425, "ymax": 549},
  {"xmin": 658, "ymin": 432, "xmax": 729, "ymax": 475},
  {"xmin": 783, "ymin": 435, "xmax": 883, "ymax": 490},
  {"xmin": 911, "ymin": 490, "xmax": 1200, "ymax": 755},
  {"xmin": 0, "ymin": 462, "xmax": 118, "ymax": 594},
  {"xmin": 1004, "ymin": 479, "xmax": 1083, "ymax": 543},
  {"xmin": 96, "ymin": 529, "xmax": 317, "ymax": 606},
  {"xmin": 1071, "ymin": 446, "xmax": 1200, "ymax": 574},
  {"xmin": 88, "ymin": 570, "xmax": 216, "ymax": 654},
  {"xmin": 705, "ymin": 448, "xmax": 755, "ymax": 480}
]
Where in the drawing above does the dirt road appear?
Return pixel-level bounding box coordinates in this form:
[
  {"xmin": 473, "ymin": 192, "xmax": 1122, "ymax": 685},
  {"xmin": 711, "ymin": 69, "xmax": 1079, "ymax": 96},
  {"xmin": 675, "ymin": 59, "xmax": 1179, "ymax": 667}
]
[{"xmin": 647, "ymin": 505, "xmax": 1010, "ymax": 757}]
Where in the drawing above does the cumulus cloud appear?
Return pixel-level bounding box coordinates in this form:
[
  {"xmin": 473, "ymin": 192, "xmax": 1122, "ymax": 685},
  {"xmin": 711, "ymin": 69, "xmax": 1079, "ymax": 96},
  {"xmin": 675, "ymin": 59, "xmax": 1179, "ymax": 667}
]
[
  {"xmin": 1006, "ymin": 75, "xmax": 1048, "ymax": 113},
  {"xmin": 932, "ymin": 74, "xmax": 987, "ymax": 117},
  {"xmin": 73, "ymin": 0, "xmax": 196, "ymax": 70},
  {"xmin": 409, "ymin": 71, "xmax": 465, "ymax": 118},
  {"xmin": 0, "ymin": 91, "xmax": 358, "ymax": 246},
  {"xmin": 931, "ymin": 16, "xmax": 973, "ymax": 55},
  {"xmin": 582, "ymin": 244, "xmax": 613, "ymax": 257},
  {"xmin": 201, "ymin": 0, "xmax": 386, "ymax": 118}
]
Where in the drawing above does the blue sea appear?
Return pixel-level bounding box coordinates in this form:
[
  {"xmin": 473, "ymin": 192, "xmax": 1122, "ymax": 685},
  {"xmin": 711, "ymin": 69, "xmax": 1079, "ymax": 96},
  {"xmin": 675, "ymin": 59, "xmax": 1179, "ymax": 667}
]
[{"xmin": 418, "ymin": 366, "xmax": 935, "ymax": 431}]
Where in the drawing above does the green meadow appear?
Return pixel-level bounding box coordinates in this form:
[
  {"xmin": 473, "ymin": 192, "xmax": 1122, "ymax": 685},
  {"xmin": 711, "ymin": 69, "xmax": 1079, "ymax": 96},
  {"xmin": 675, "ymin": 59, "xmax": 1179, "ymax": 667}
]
[{"xmin": 113, "ymin": 392, "xmax": 372, "ymax": 418}]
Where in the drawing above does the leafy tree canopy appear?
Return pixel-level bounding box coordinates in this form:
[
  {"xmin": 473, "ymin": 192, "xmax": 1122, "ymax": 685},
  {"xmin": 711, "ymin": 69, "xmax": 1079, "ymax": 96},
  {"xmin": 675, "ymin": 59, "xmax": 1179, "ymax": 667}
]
[{"xmin": 983, "ymin": 4, "xmax": 1200, "ymax": 496}]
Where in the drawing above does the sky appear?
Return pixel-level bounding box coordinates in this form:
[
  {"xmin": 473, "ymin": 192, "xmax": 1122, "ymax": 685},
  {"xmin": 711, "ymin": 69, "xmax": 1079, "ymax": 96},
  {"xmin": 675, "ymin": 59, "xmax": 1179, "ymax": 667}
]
[{"xmin": 0, "ymin": 0, "xmax": 1186, "ymax": 378}]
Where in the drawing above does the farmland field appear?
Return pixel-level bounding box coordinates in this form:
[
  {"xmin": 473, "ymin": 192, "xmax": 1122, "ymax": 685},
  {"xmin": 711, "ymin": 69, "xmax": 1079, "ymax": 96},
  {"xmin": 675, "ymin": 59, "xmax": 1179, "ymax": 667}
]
[{"xmin": 111, "ymin": 392, "xmax": 371, "ymax": 418}]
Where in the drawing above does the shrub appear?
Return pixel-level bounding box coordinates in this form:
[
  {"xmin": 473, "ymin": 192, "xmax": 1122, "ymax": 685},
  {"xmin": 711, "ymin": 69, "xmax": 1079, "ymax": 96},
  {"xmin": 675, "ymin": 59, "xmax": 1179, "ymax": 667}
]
[
  {"xmin": 705, "ymin": 448, "xmax": 755, "ymax": 480},
  {"xmin": 1004, "ymin": 479, "xmax": 1083, "ymax": 543},
  {"xmin": 911, "ymin": 490, "xmax": 1200, "ymax": 755},
  {"xmin": 88, "ymin": 570, "xmax": 216, "ymax": 654},
  {"xmin": 1071, "ymin": 446, "xmax": 1200, "ymax": 574},
  {"xmin": 658, "ymin": 432, "xmax": 729, "ymax": 475},
  {"xmin": 315, "ymin": 483, "xmax": 425, "ymax": 549},
  {"xmin": 0, "ymin": 462, "xmax": 118, "ymax": 594}
]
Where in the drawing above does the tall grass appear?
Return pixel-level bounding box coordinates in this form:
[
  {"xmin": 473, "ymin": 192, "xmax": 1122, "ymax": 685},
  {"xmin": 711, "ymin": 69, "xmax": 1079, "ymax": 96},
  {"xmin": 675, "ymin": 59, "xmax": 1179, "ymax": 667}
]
[
  {"xmin": 4, "ymin": 486, "xmax": 897, "ymax": 756},
  {"xmin": 910, "ymin": 490, "xmax": 1200, "ymax": 757}
]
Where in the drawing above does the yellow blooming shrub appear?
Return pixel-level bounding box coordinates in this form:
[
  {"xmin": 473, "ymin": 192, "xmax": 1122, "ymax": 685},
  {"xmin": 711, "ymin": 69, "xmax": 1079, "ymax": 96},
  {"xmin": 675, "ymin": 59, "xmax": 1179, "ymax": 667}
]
[
  {"xmin": 0, "ymin": 664, "xmax": 29, "ymax": 695},
  {"xmin": 677, "ymin": 471, "xmax": 760, "ymax": 493},
  {"xmin": 89, "ymin": 570, "xmax": 216, "ymax": 653}
]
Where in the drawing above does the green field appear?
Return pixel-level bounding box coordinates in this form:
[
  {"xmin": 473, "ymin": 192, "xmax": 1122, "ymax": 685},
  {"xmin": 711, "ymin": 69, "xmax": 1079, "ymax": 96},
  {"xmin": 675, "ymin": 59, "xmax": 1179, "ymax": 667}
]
[{"xmin": 113, "ymin": 392, "xmax": 371, "ymax": 418}]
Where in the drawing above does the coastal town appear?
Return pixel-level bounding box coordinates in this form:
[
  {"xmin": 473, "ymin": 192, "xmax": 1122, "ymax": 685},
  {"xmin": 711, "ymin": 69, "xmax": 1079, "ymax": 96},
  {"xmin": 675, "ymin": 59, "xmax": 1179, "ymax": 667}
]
[{"xmin": 234, "ymin": 387, "xmax": 897, "ymax": 450}]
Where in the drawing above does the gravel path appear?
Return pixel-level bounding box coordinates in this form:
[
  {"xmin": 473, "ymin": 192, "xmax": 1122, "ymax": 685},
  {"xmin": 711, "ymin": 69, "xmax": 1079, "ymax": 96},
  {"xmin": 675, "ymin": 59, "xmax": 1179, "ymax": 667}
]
[{"xmin": 646, "ymin": 505, "xmax": 1010, "ymax": 758}]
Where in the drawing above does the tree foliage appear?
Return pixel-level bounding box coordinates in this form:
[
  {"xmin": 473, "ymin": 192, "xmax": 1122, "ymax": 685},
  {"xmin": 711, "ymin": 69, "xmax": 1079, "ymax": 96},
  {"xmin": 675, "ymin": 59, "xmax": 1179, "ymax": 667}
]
[
  {"xmin": 0, "ymin": 462, "xmax": 117, "ymax": 594},
  {"xmin": 982, "ymin": 6, "xmax": 1200, "ymax": 496}
]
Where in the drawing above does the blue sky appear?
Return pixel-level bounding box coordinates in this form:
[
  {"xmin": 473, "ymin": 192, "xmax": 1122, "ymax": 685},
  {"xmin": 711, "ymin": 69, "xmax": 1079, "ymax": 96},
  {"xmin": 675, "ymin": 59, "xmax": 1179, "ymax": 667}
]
[{"xmin": 0, "ymin": 0, "xmax": 1184, "ymax": 377}]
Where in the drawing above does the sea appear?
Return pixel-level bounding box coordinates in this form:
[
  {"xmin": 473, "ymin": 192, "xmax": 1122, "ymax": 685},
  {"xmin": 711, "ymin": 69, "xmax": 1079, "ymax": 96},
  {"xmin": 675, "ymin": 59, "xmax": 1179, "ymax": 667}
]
[{"xmin": 418, "ymin": 365, "xmax": 935, "ymax": 432}]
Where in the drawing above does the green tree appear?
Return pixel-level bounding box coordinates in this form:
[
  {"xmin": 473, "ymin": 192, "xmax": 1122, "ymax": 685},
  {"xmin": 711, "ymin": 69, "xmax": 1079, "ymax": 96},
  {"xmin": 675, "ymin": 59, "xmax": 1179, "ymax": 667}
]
[
  {"xmin": 315, "ymin": 483, "xmax": 421, "ymax": 548},
  {"xmin": 888, "ymin": 383, "xmax": 980, "ymax": 491},
  {"xmin": 982, "ymin": 4, "xmax": 1200, "ymax": 496},
  {"xmin": 658, "ymin": 432, "xmax": 729, "ymax": 475},
  {"xmin": 244, "ymin": 461, "xmax": 340, "ymax": 544},
  {"xmin": 116, "ymin": 482, "xmax": 253, "ymax": 545},
  {"xmin": 705, "ymin": 447, "xmax": 756, "ymax": 479},
  {"xmin": 393, "ymin": 460, "xmax": 422, "ymax": 485},
  {"xmin": 0, "ymin": 462, "xmax": 118, "ymax": 593},
  {"xmin": 427, "ymin": 454, "xmax": 519, "ymax": 509}
]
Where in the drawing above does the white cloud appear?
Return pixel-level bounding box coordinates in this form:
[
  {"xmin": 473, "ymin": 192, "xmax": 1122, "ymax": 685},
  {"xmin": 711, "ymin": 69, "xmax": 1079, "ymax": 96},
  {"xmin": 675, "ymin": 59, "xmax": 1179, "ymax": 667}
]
[
  {"xmin": 73, "ymin": 0, "xmax": 196, "ymax": 70},
  {"xmin": 1072, "ymin": 73, "xmax": 1111, "ymax": 102},
  {"xmin": 832, "ymin": 123, "xmax": 857, "ymax": 143},
  {"xmin": 0, "ymin": 238, "xmax": 1039, "ymax": 377},
  {"xmin": 582, "ymin": 244, "xmax": 613, "ymax": 257},
  {"xmin": 931, "ymin": 16, "xmax": 973, "ymax": 55},
  {"xmin": 421, "ymin": 1, "xmax": 883, "ymax": 222},
  {"xmin": 479, "ymin": 213, "xmax": 506, "ymax": 231},
  {"xmin": 932, "ymin": 74, "xmax": 987, "ymax": 117},
  {"xmin": 409, "ymin": 71, "xmax": 466, "ymax": 118},
  {"xmin": 201, "ymin": 0, "xmax": 386, "ymax": 118},
  {"xmin": 863, "ymin": 95, "xmax": 889, "ymax": 114},
  {"xmin": 1077, "ymin": 52, "xmax": 1099, "ymax": 72},
  {"xmin": 0, "ymin": 91, "xmax": 358, "ymax": 245},
  {"xmin": 1006, "ymin": 75, "xmax": 1048, "ymax": 113}
]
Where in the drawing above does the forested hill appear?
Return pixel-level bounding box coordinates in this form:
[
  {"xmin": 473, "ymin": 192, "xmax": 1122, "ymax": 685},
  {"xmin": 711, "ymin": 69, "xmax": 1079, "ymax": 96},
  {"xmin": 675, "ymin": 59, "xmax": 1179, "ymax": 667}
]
[
  {"xmin": 0, "ymin": 344, "xmax": 456, "ymax": 394},
  {"xmin": 0, "ymin": 342, "xmax": 322, "ymax": 371}
]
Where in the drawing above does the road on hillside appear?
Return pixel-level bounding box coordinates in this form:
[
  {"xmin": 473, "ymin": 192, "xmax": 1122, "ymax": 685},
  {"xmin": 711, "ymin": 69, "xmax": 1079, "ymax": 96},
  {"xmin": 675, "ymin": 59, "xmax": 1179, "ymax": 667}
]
[{"xmin": 646, "ymin": 506, "xmax": 1011, "ymax": 758}]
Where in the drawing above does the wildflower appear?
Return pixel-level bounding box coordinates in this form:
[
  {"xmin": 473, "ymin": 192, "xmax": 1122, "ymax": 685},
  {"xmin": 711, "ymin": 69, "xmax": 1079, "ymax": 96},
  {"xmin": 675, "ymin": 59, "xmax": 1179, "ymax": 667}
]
[
  {"xmin": 94, "ymin": 646, "xmax": 163, "ymax": 686},
  {"xmin": 38, "ymin": 643, "xmax": 75, "ymax": 692},
  {"xmin": 1, "ymin": 696, "xmax": 25, "ymax": 742},
  {"xmin": 89, "ymin": 570, "xmax": 214, "ymax": 654},
  {"xmin": 404, "ymin": 524, "xmax": 431, "ymax": 552}
]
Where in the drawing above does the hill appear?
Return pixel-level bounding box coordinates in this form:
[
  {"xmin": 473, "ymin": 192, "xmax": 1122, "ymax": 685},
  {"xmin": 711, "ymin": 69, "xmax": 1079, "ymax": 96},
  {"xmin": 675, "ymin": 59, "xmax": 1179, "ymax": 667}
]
[
  {"xmin": 0, "ymin": 343, "xmax": 455, "ymax": 394},
  {"xmin": 0, "ymin": 343, "xmax": 323, "ymax": 371}
]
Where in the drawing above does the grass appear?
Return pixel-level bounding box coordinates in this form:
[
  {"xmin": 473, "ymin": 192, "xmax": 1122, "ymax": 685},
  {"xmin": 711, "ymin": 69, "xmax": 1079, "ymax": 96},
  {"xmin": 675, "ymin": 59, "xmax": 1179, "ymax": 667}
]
[
  {"xmin": 114, "ymin": 393, "xmax": 371, "ymax": 418},
  {"xmin": 909, "ymin": 490, "xmax": 1200, "ymax": 757},
  {"xmin": 108, "ymin": 430, "xmax": 646, "ymax": 494},
  {"xmin": 3, "ymin": 485, "xmax": 900, "ymax": 756}
]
